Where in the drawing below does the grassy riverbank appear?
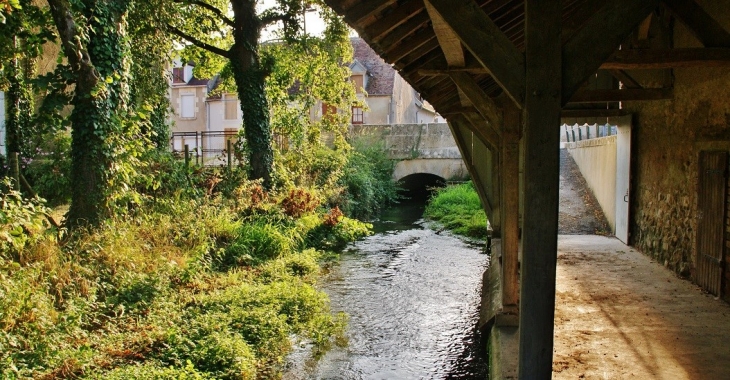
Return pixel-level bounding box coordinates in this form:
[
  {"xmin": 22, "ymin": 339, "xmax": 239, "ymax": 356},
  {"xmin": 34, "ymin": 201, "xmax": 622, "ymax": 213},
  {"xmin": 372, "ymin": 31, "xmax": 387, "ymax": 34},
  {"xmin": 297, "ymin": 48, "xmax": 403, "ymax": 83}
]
[
  {"xmin": 424, "ymin": 182, "xmax": 488, "ymax": 239},
  {"xmin": 0, "ymin": 183, "xmax": 370, "ymax": 379}
]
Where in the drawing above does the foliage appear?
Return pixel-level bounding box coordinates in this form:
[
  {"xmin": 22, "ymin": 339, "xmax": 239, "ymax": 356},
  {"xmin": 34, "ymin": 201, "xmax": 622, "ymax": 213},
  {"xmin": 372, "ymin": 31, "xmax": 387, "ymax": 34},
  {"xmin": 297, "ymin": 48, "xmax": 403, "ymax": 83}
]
[
  {"xmin": 336, "ymin": 140, "xmax": 401, "ymax": 219},
  {"xmin": 0, "ymin": 183, "xmax": 369, "ymax": 378},
  {"xmin": 22, "ymin": 131, "xmax": 72, "ymax": 205},
  {"xmin": 0, "ymin": 180, "xmax": 57, "ymax": 257},
  {"xmin": 424, "ymin": 182, "xmax": 489, "ymax": 238}
]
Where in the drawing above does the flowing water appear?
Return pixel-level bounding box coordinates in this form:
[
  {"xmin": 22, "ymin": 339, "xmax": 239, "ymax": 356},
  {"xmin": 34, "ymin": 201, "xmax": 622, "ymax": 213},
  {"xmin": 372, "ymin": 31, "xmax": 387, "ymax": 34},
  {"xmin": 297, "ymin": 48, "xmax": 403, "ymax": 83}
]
[{"xmin": 287, "ymin": 202, "xmax": 489, "ymax": 379}]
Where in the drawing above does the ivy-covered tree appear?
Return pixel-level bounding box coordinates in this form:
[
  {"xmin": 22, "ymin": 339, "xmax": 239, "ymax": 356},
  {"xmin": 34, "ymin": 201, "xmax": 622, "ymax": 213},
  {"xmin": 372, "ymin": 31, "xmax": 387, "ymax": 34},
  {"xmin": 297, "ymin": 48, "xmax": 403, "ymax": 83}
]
[
  {"xmin": 46, "ymin": 0, "xmax": 135, "ymax": 226},
  {"xmin": 166, "ymin": 0, "xmax": 330, "ymax": 188}
]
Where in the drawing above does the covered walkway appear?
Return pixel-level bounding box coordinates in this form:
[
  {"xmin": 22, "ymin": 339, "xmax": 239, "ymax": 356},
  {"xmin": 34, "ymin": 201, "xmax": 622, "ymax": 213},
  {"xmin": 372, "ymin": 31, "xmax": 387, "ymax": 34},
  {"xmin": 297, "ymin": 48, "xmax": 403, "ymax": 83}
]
[{"xmin": 552, "ymin": 235, "xmax": 730, "ymax": 379}]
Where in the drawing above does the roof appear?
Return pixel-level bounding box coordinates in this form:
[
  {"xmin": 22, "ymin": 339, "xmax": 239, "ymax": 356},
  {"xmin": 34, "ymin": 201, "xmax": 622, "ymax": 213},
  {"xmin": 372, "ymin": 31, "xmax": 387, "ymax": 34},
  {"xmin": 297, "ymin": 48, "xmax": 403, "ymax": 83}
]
[
  {"xmin": 351, "ymin": 37, "xmax": 396, "ymax": 96},
  {"xmin": 322, "ymin": 0, "xmax": 720, "ymax": 118}
]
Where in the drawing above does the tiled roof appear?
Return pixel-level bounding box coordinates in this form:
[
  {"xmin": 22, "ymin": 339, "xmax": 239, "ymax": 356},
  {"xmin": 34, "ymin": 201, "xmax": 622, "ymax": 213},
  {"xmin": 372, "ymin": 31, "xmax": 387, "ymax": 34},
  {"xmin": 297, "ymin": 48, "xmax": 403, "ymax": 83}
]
[{"xmin": 351, "ymin": 37, "xmax": 395, "ymax": 96}]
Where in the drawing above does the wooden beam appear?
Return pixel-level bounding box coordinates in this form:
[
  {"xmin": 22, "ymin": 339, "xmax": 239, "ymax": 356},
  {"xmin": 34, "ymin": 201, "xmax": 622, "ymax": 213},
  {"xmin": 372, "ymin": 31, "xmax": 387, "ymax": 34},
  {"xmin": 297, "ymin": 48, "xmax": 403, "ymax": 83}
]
[
  {"xmin": 499, "ymin": 101, "xmax": 520, "ymax": 315},
  {"xmin": 607, "ymin": 69, "xmax": 641, "ymax": 89},
  {"xmin": 637, "ymin": 14, "xmax": 653, "ymax": 41},
  {"xmin": 425, "ymin": 0, "xmax": 526, "ymax": 108},
  {"xmin": 520, "ymin": 0, "xmax": 562, "ymax": 378},
  {"xmin": 562, "ymin": 0, "xmax": 659, "ymax": 105},
  {"xmin": 448, "ymin": 115, "xmax": 496, "ymax": 217},
  {"xmin": 569, "ymin": 88, "xmax": 672, "ymax": 103},
  {"xmin": 661, "ymin": 0, "xmax": 730, "ymax": 47},
  {"xmin": 560, "ymin": 108, "xmax": 630, "ymax": 118},
  {"xmin": 601, "ymin": 48, "xmax": 730, "ymax": 69},
  {"xmin": 418, "ymin": 67, "xmax": 490, "ymax": 76},
  {"xmin": 449, "ymin": 71, "xmax": 503, "ymax": 128},
  {"xmin": 463, "ymin": 111, "xmax": 500, "ymax": 151},
  {"xmin": 424, "ymin": 0, "xmax": 465, "ymax": 66}
]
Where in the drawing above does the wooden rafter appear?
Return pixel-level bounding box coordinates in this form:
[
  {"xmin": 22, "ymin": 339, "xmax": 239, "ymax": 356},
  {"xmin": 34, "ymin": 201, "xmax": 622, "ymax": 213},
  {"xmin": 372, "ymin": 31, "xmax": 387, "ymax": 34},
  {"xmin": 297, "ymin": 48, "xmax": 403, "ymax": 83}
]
[
  {"xmin": 362, "ymin": 0, "xmax": 425, "ymax": 42},
  {"xmin": 384, "ymin": 32, "xmax": 436, "ymax": 63},
  {"xmin": 602, "ymin": 48, "xmax": 730, "ymax": 69},
  {"xmin": 561, "ymin": 0, "xmax": 604, "ymax": 43},
  {"xmin": 419, "ymin": 48, "xmax": 730, "ymax": 74},
  {"xmin": 569, "ymin": 88, "xmax": 672, "ymax": 103},
  {"xmin": 449, "ymin": 72, "xmax": 503, "ymax": 129},
  {"xmin": 607, "ymin": 69, "xmax": 641, "ymax": 89},
  {"xmin": 346, "ymin": 0, "xmax": 396, "ymax": 25},
  {"xmin": 425, "ymin": 0, "xmax": 525, "ymax": 108},
  {"xmin": 562, "ymin": 0, "xmax": 659, "ymax": 105},
  {"xmin": 661, "ymin": 0, "xmax": 730, "ymax": 47}
]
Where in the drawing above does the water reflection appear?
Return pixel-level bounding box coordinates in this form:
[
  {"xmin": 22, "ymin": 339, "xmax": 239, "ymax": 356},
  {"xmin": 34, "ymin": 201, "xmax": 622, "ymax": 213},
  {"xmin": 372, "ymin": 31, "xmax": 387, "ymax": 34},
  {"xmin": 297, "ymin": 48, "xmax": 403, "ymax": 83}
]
[{"xmin": 287, "ymin": 202, "xmax": 489, "ymax": 379}]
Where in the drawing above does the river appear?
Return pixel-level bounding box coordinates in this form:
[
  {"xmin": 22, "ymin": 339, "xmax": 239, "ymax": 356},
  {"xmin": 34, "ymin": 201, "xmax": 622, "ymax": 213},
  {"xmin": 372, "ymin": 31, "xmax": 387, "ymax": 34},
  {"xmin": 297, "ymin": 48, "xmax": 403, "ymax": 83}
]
[{"xmin": 287, "ymin": 202, "xmax": 489, "ymax": 379}]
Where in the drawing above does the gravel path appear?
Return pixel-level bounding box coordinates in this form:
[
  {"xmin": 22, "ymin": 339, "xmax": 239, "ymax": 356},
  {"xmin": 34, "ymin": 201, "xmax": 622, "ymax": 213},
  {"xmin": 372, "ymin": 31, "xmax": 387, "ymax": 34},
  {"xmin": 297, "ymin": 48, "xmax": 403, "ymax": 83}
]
[{"xmin": 558, "ymin": 149, "xmax": 611, "ymax": 235}]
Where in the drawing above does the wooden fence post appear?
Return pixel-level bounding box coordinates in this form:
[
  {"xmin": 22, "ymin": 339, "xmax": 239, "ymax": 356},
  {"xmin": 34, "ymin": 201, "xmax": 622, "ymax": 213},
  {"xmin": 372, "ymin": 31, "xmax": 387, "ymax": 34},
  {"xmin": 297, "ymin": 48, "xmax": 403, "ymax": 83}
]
[
  {"xmin": 227, "ymin": 139, "xmax": 233, "ymax": 172},
  {"xmin": 184, "ymin": 144, "xmax": 190, "ymax": 168}
]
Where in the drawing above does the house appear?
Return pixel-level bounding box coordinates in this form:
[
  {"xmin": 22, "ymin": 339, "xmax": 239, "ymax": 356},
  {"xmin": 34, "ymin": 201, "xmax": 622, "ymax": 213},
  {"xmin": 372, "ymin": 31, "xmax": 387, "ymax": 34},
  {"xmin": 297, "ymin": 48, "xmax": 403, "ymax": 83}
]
[
  {"xmin": 335, "ymin": 37, "xmax": 440, "ymax": 125},
  {"xmin": 168, "ymin": 61, "xmax": 216, "ymax": 155}
]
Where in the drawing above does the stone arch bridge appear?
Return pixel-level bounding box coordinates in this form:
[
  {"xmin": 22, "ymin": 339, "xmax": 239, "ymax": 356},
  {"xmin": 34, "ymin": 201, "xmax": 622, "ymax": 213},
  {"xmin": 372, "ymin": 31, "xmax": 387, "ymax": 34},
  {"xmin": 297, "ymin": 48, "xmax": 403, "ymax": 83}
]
[{"xmin": 349, "ymin": 123, "xmax": 469, "ymax": 195}]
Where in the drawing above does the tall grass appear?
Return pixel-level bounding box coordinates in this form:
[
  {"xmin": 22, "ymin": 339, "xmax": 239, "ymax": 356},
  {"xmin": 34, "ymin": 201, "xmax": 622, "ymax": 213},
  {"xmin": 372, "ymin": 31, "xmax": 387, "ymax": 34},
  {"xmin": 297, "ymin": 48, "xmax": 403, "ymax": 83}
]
[
  {"xmin": 0, "ymin": 183, "xmax": 368, "ymax": 379},
  {"xmin": 424, "ymin": 182, "xmax": 489, "ymax": 238}
]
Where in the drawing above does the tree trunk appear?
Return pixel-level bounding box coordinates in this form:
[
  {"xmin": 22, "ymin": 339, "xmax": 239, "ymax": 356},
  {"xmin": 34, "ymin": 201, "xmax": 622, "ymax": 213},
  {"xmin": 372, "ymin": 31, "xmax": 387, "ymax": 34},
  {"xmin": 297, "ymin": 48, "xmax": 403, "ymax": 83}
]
[
  {"xmin": 230, "ymin": 0, "xmax": 273, "ymax": 188},
  {"xmin": 49, "ymin": 0, "xmax": 132, "ymax": 227}
]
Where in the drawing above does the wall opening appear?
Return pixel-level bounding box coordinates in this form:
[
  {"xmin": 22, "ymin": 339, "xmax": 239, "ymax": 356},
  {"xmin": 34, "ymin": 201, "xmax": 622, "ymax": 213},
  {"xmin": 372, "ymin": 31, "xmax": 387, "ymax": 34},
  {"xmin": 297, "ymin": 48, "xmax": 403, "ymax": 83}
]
[{"xmin": 398, "ymin": 173, "xmax": 446, "ymax": 202}]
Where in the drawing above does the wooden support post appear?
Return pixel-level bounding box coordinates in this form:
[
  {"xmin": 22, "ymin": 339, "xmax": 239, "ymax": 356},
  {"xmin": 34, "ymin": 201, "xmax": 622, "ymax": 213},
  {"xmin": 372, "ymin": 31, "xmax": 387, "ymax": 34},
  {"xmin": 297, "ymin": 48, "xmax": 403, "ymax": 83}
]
[
  {"xmin": 519, "ymin": 1, "xmax": 562, "ymax": 378},
  {"xmin": 500, "ymin": 102, "xmax": 521, "ymax": 316}
]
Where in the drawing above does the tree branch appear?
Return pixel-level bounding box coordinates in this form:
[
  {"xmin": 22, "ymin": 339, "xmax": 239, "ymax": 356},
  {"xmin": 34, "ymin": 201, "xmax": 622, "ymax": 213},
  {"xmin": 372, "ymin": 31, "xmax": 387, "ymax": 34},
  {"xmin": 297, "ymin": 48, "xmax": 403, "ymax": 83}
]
[
  {"xmin": 260, "ymin": 13, "xmax": 291, "ymax": 29},
  {"xmin": 167, "ymin": 25, "xmax": 230, "ymax": 58},
  {"xmin": 174, "ymin": 0, "xmax": 234, "ymax": 27}
]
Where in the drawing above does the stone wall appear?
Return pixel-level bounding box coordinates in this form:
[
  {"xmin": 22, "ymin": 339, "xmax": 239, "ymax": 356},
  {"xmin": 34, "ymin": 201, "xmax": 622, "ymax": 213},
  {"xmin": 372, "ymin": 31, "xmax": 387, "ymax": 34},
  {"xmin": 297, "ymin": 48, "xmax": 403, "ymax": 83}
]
[
  {"xmin": 349, "ymin": 123, "xmax": 461, "ymax": 160},
  {"xmin": 626, "ymin": 4, "xmax": 730, "ymax": 278}
]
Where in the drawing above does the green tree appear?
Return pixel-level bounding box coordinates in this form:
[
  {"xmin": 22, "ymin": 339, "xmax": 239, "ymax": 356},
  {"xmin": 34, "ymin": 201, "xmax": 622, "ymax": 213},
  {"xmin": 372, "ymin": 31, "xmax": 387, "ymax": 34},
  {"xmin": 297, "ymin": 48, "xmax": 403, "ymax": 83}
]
[
  {"xmin": 46, "ymin": 0, "xmax": 134, "ymax": 226},
  {"xmin": 166, "ymin": 0, "xmax": 339, "ymax": 189}
]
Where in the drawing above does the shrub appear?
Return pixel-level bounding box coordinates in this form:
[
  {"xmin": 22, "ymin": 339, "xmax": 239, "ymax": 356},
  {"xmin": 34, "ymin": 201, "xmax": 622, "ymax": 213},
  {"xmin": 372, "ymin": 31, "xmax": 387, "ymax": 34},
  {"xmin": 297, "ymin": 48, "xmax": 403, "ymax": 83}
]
[
  {"xmin": 337, "ymin": 142, "xmax": 399, "ymax": 219},
  {"xmin": 424, "ymin": 182, "xmax": 489, "ymax": 238},
  {"xmin": 22, "ymin": 132, "xmax": 72, "ymax": 205}
]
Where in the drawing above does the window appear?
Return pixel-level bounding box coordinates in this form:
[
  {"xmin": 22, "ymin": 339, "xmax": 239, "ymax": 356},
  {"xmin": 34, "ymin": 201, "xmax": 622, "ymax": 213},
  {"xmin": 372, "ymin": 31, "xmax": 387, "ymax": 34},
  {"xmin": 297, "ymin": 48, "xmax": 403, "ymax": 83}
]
[
  {"xmin": 351, "ymin": 75, "xmax": 364, "ymax": 93},
  {"xmin": 180, "ymin": 94, "xmax": 195, "ymax": 118},
  {"xmin": 224, "ymin": 95, "xmax": 238, "ymax": 120},
  {"xmin": 351, "ymin": 106, "xmax": 364, "ymax": 124},
  {"xmin": 172, "ymin": 67, "xmax": 185, "ymax": 83}
]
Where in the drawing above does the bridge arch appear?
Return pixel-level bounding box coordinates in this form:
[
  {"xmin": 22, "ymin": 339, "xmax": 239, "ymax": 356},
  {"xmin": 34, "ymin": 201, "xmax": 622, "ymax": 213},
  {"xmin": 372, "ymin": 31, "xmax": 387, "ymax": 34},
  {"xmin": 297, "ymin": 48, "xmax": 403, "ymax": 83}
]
[{"xmin": 392, "ymin": 158, "xmax": 468, "ymax": 182}]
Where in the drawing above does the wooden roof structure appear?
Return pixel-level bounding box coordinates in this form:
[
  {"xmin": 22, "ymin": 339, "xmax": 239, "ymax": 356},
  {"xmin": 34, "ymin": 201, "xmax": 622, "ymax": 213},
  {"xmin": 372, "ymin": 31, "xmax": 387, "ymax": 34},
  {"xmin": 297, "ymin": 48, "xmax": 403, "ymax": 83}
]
[{"xmin": 322, "ymin": 0, "xmax": 730, "ymax": 377}]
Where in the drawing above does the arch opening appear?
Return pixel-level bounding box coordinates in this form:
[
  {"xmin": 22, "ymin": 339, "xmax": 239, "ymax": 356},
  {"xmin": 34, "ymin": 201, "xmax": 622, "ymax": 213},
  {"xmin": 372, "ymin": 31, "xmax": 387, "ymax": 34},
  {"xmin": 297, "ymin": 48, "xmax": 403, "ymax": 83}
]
[{"xmin": 397, "ymin": 173, "xmax": 446, "ymax": 202}]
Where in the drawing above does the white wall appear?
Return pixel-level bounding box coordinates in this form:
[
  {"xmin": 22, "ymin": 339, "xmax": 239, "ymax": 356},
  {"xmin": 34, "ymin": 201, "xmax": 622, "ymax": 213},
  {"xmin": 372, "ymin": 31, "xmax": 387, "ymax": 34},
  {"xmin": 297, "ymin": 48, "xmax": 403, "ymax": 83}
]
[{"xmin": 565, "ymin": 136, "xmax": 618, "ymax": 231}]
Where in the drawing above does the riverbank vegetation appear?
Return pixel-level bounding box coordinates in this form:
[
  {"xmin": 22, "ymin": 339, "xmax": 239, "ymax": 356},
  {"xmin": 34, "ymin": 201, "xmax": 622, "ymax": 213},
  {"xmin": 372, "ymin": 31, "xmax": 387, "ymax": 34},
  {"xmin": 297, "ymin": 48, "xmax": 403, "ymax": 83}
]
[
  {"xmin": 424, "ymin": 182, "xmax": 488, "ymax": 239},
  {"xmin": 1, "ymin": 173, "xmax": 375, "ymax": 378},
  {"xmin": 0, "ymin": 0, "xmax": 405, "ymax": 376}
]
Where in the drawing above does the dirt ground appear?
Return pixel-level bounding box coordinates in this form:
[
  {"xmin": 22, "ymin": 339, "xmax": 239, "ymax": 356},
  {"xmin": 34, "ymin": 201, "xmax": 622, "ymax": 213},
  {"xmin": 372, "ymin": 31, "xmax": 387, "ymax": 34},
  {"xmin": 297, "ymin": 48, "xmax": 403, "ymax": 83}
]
[
  {"xmin": 550, "ymin": 151, "xmax": 730, "ymax": 378},
  {"xmin": 552, "ymin": 235, "xmax": 730, "ymax": 379}
]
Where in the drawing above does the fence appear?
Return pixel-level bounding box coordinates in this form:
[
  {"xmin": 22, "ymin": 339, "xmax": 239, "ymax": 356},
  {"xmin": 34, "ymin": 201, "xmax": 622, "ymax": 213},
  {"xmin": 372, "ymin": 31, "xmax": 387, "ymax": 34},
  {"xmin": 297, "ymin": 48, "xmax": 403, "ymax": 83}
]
[
  {"xmin": 171, "ymin": 131, "xmax": 240, "ymax": 167},
  {"xmin": 562, "ymin": 123, "xmax": 617, "ymax": 143},
  {"xmin": 170, "ymin": 130, "xmax": 289, "ymax": 167}
]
